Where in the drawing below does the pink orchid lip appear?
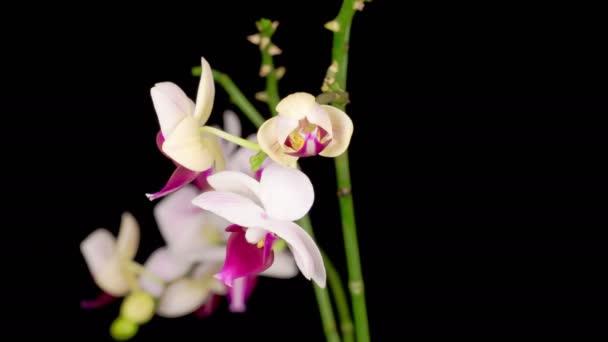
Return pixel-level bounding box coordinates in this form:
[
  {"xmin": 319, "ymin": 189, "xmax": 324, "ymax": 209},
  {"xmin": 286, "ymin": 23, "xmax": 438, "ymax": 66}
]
[
  {"xmin": 215, "ymin": 225, "xmax": 277, "ymax": 288},
  {"xmin": 227, "ymin": 276, "xmax": 258, "ymax": 313},
  {"xmin": 147, "ymin": 131, "xmax": 214, "ymax": 200},
  {"xmin": 284, "ymin": 128, "xmax": 332, "ymax": 157},
  {"xmin": 80, "ymin": 291, "xmax": 117, "ymax": 309}
]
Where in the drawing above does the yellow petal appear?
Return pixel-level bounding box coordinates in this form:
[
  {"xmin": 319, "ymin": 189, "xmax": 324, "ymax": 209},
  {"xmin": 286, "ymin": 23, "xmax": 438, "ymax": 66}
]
[
  {"xmin": 162, "ymin": 116, "xmax": 215, "ymax": 172},
  {"xmin": 116, "ymin": 212, "xmax": 139, "ymax": 260},
  {"xmin": 192, "ymin": 56, "xmax": 215, "ymax": 125},
  {"xmin": 257, "ymin": 117, "xmax": 298, "ymax": 168},
  {"xmin": 318, "ymin": 105, "xmax": 354, "ymax": 157},
  {"xmin": 276, "ymin": 92, "xmax": 316, "ymax": 120}
]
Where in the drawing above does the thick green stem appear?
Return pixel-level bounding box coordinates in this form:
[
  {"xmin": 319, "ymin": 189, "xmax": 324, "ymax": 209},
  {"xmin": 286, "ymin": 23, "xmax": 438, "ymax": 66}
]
[
  {"xmin": 328, "ymin": 1, "xmax": 371, "ymax": 341},
  {"xmin": 299, "ymin": 215, "xmax": 341, "ymax": 342},
  {"xmin": 324, "ymin": 251, "xmax": 355, "ymax": 342},
  {"xmin": 211, "ymin": 69, "xmax": 266, "ymax": 127}
]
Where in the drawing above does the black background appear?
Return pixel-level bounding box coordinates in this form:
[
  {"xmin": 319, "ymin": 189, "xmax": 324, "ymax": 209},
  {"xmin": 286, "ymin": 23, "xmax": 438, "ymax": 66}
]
[{"xmin": 5, "ymin": 0, "xmax": 607, "ymax": 339}]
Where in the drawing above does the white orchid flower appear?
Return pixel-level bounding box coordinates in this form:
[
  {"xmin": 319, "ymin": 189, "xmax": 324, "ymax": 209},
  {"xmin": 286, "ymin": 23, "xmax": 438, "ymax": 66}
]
[
  {"xmin": 257, "ymin": 92, "xmax": 354, "ymax": 167},
  {"xmin": 146, "ymin": 56, "xmax": 224, "ymax": 201},
  {"xmin": 192, "ymin": 163, "xmax": 326, "ymax": 288}
]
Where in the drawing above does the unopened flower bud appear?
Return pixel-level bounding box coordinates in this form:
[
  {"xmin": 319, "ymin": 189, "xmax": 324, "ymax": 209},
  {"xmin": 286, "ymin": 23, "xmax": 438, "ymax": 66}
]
[
  {"xmin": 120, "ymin": 291, "xmax": 155, "ymax": 324},
  {"xmin": 110, "ymin": 317, "xmax": 138, "ymax": 341}
]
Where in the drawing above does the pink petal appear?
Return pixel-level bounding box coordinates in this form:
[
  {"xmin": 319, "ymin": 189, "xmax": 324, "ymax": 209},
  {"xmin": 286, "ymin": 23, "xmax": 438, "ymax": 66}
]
[
  {"xmin": 80, "ymin": 291, "xmax": 117, "ymax": 309},
  {"xmin": 192, "ymin": 167, "xmax": 214, "ymax": 191},
  {"xmin": 215, "ymin": 225, "xmax": 276, "ymax": 287},
  {"xmin": 227, "ymin": 276, "xmax": 258, "ymax": 313},
  {"xmin": 145, "ymin": 166, "xmax": 203, "ymax": 201}
]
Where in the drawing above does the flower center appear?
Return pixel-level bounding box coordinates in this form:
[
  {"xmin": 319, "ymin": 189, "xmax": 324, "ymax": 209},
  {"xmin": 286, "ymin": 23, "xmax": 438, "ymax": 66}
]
[{"xmin": 256, "ymin": 239, "xmax": 265, "ymax": 248}]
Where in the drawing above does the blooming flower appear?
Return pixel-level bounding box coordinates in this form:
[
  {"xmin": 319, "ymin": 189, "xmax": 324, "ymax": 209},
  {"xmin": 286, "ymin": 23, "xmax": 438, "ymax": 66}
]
[
  {"xmin": 257, "ymin": 92, "xmax": 354, "ymax": 167},
  {"xmin": 146, "ymin": 56, "xmax": 224, "ymax": 200},
  {"xmin": 192, "ymin": 163, "xmax": 326, "ymax": 288},
  {"xmin": 80, "ymin": 212, "xmax": 140, "ymax": 305}
]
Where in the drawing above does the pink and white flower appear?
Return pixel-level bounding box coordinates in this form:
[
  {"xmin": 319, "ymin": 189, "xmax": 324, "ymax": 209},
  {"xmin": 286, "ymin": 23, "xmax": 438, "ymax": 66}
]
[
  {"xmin": 146, "ymin": 56, "xmax": 224, "ymax": 200},
  {"xmin": 257, "ymin": 92, "xmax": 354, "ymax": 168},
  {"xmin": 192, "ymin": 163, "xmax": 327, "ymax": 288}
]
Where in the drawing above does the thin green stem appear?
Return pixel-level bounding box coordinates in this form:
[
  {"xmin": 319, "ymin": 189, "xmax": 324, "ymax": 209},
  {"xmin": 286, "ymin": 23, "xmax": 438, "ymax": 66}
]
[
  {"xmin": 199, "ymin": 126, "xmax": 261, "ymax": 152},
  {"xmin": 261, "ymin": 51, "xmax": 280, "ymax": 114},
  {"xmin": 327, "ymin": 1, "xmax": 371, "ymax": 341},
  {"xmin": 299, "ymin": 215, "xmax": 341, "ymax": 342},
  {"xmin": 211, "ymin": 69, "xmax": 266, "ymax": 127},
  {"xmin": 252, "ymin": 18, "xmax": 281, "ymax": 114},
  {"xmin": 324, "ymin": 252, "xmax": 354, "ymax": 342}
]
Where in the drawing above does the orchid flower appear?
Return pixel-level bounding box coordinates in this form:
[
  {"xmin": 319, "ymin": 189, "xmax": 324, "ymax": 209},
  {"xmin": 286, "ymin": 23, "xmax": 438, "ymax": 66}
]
[
  {"xmin": 146, "ymin": 56, "xmax": 224, "ymax": 201},
  {"xmin": 80, "ymin": 212, "xmax": 140, "ymax": 306},
  {"xmin": 192, "ymin": 163, "xmax": 326, "ymax": 288},
  {"xmin": 257, "ymin": 92, "xmax": 354, "ymax": 167}
]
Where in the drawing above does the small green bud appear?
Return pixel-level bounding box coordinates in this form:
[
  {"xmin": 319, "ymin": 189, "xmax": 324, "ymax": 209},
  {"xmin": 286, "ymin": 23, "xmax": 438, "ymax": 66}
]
[
  {"xmin": 192, "ymin": 66, "xmax": 202, "ymax": 77},
  {"xmin": 120, "ymin": 291, "xmax": 155, "ymax": 324},
  {"xmin": 110, "ymin": 317, "xmax": 138, "ymax": 341}
]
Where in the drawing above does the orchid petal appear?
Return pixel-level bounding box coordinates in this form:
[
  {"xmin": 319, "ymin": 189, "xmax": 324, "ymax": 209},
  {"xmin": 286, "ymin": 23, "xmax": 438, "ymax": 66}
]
[
  {"xmin": 156, "ymin": 279, "xmax": 211, "ymax": 318},
  {"xmin": 116, "ymin": 212, "xmax": 140, "ymax": 260},
  {"xmin": 139, "ymin": 247, "xmax": 191, "ymax": 297},
  {"xmin": 318, "ymin": 105, "xmax": 354, "ymax": 157},
  {"xmin": 276, "ymin": 92, "xmax": 316, "ymax": 120},
  {"xmin": 259, "ymin": 164, "xmax": 314, "ymax": 222},
  {"xmin": 257, "ymin": 117, "xmax": 298, "ymax": 168},
  {"xmin": 215, "ymin": 226, "xmax": 275, "ymax": 287},
  {"xmin": 223, "ymin": 110, "xmax": 242, "ymax": 142},
  {"xmin": 260, "ymin": 219, "xmax": 326, "ymax": 288},
  {"xmin": 151, "ymin": 82, "xmax": 194, "ymax": 137},
  {"xmin": 80, "ymin": 229, "xmax": 129, "ymax": 296},
  {"xmin": 195, "ymin": 294, "xmax": 223, "ymax": 318},
  {"xmin": 202, "ymin": 132, "xmax": 226, "ymax": 172},
  {"xmin": 306, "ymin": 104, "xmax": 333, "ymax": 138},
  {"xmin": 275, "ymin": 115, "xmax": 300, "ymax": 148},
  {"xmin": 145, "ymin": 165, "xmax": 201, "ymax": 201},
  {"xmin": 162, "ymin": 115, "xmax": 214, "ymax": 172},
  {"xmin": 192, "ymin": 191, "xmax": 266, "ymax": 228},
  {"xmin": 192, "ymin": 56, "xmax": 215, "ymax": 125},
  {"xmin": 206, "ymin": 171, "xmax": 262, "ymax": 205},
  {"xmin": 225, "ymin": 134, "xmax": 258, "ymax": 175},
  {"xmin": 260, "ymin": 250, "xmax": 299, "ymax": 279}
]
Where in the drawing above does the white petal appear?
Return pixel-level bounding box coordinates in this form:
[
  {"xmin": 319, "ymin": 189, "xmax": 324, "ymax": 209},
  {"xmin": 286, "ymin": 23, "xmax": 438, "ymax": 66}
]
[
  {"xmin": 156, "ymin": 279, "xmax": 210, "ymax": 318},
  {"xmin": 81, "ymin": 229, "xmax": 116, "ymax": 281},
  {"xmin": 225, "ymin": 136, "xmax": 258, "ymax": 175},
  {"xmin": 275, "ymin": 115, "xmax": 300, "ymax": 147},
  {"xmin": 202, "ymin": 132, "xmax": 226, "ymax": 172},
  {"xmin": 222, "ymin": 110, "xmax": 242, "ymax": 139},
  {"xmin": 116, "ymin": 212, "xmax": 139, "ymax": 260},
  {"xmin": 276, "ymin": 92, "xmax": 316, "ymax": 120},
  {"xmin": 150, "ymin": 82, "xmax": 194, "ymax": 137},
  {"xmin": 306, "ymin": 104, "xmax": 333, "ymax": 138},
  {"xmin": 162, "ymin": 115, "xmax": 215, "ymax": 171},
  {"xmin": 153, "ymin": 185, "xmax": 203, "ymax": 247},
  {"xmin": 318, "ymin": 105, "xmax": 354, "ymax": 158},
  {"xmin": 192, "ymin": 191, "xmax": 265, "ymax": 228},
  {"xmin": 206, "ymin": 170, "xmax": 262, "ymax": 205},
  {"xmin": 260, "ymin": 250, "xmax": 298, "ymax": 279},
  {"xmin": 177, "ymin": 245, "xmax": 227, "ymax": 264},
  {"xmin": 260, "ymin": 219, "xmax": 326, "ymax": 287},
  {"xmin": 139, "ymin": 247, "xmax": 191, "ymax": 297},
  {"xmin": 259, "ymin": 164, "xmax": 314, "ymax": 222},
  {"xmin": 257, "ymin": 117, "xmax": 298, "ymax": 168},
  {"xmin": 192, "ymin": 56, "xmax": 215, "ymax": 124}
]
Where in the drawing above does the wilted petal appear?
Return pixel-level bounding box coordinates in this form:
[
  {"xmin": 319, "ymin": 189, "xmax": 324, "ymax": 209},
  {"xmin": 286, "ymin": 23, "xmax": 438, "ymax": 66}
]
[
  {"xmin": 192, "ymin": 56, "xmax": 215, "ymax": 125},
  {"xmin": 261, "ymin": 219, "xmax": 326, "ymax": 288},
  {"xmin": 139, "ymin": 247, "xmax": 191, "ymax": 297},
  {"xmin": 257, "ymin": 117, "xmax": 298, "ymax": 168},
  {"xmin": 259, "ymin": 164, "xmax": 314, "ymax": 222},
  {"xmin": 215, "ymin": 226, "xmax": 275, "ymax": 287},
  {"xmin": 156, "ymin": 278, "xmax": 211, "ymax": 318},
  {"xmin": 192, "ymin": 191, "xmax": 266, "ymax": 228},
  {"xmin": 227, "ymin": 276, "xmax": 258, "ymax": 313},
  {"xmin": 276, "ymin": 92, "xmax": 316, "ymax": 120},
  {"xmin": 318, "ymin": 105, "xmax": 354, "ymax": 157},
  {"xmin": 145, "ymin": 166, "xmax": 201, "ymax": 201},
  {"xmin": 162, "ymin": 116, "xmax": 215, "ymax": 172},
  {"xmin": 260, "ymin": 250, "xmax": 298, "ymax": 279},
  {"xmin": 206, "ymin": 170, "xmax": 262, "ymax": 204},
  {"xmin": 151, "ymin": 82, "xmax": 194, "ymax": 137}
]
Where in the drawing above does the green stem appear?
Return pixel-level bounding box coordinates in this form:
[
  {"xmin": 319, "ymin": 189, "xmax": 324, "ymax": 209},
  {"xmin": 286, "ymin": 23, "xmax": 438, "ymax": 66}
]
[
  {"xmin": 328, "ymin": 1, "xmax": 371, "ymax": 341},
  {"xmin": 261, "ymin": 51, "xmax": 280, "ymax": 114},
  {"xmin": 299, "ymin": 215, "xmax": 341, "ymax": 342},
  {"xmin": 324, "ymin": 252, "xmax": 355, "ymax": 342},
  {"xmin": 212, "ymin": 69, "xmax": 266, "ymax": 127},
  {"xmin": 199, "ymin": 126, "xmax": 261, "ymax": 152}
]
